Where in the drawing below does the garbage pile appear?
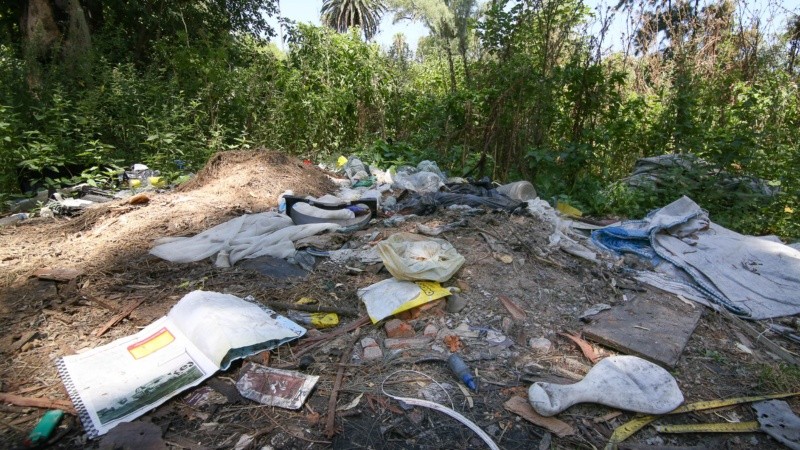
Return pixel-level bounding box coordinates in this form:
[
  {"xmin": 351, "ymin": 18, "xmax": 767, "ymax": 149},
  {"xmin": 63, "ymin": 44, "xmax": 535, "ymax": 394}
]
[
  {"xmin": 5, "ymin": 150, "xmax": 799, "ymax": 449},
  {"xmin": 0, "ymin": 163, "xmax": 182, "ymax": 225},
  {"xmin": 146, "ymin": 153, "xmax": 800, "ymax": 447}
]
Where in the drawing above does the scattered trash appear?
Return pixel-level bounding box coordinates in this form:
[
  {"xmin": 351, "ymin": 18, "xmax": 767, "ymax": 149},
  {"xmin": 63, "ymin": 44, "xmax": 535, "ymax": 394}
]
[
  {"xmin": 753, "ymin": 400, "xmax": 800, "ymax": 449},
  {"xmin": 381, "ymin": 372, "xmax": 500, "ymax": 450},
  {"xmin": 287, "ymin": 310, "xmax": 339, "ymax": 329},
  {"xmin": 284, "ymin": 194, "xmax": 376, "ymax": 229},
  {"xmin": 607, "ymin": 392, "xmax": 800, "ymax": 448},
  {"xmin": 496, "ymin": 181, "xmax": 537, "ymax": 202},
  {"xmin": 337, "ymin": 393, "xmax": 363, "ymax": 412},
  {"xmin": 58, "ymin": 290, "xmax": 306, "ymax": 438},
  {"xmin": 342, "ymin": 156, "xmax": 371, "ymax": 182},
  {"xmin": 526, "ymin": 198, "xmax": 598, "ymax": 262},
  {"xmin": 556, "ymin": 201, "xmax": 582, "ymax": 217},
  {"xmin": 528, "ymin": 355, "xmax": 684, "ymax": 416},
  {"xmin": 447, "ymin": 354, "xmax": 477, "ymax": 391},
  {"xmin": 655, "ymin": 421, "xmax": 761, "ymax": 434},
  {"xmin": 278, "ymin": 189, "xmax": 293, "ymax": 213},
  {"xmin": 415, "ymin": 218, "xmax": 469, "ymax": 236},
  {"xmin": 377, "ymin": 233, "xmax": 465, "ymax": 282},
  {"xmin": 24, "ymin": 409, "xmax": 64, "ymax": 447},
  {"xmin": 236, "ymin": 362, "xmax": 319, "ymax": 409},
  {"xmin": 125, "ymin": 192, "xmax": 150, "ymax": 205},
  {"xmin": 183, "ymin": 386, "xmax": 228, "ymax": 408},
  {"xmin": 0, "ymin": 212, "xmax": 29, "ymax": 227},
  {"xmin": 234, "ymin": 434, "xmax": 255, "ymax": 450},
  {"xmin": 592, "ymin": 195, "xmax": 800, "ymax": 318},
  {"xmin": 121, "ymin": 163, "xmax": 161, "ymax": 189},
  {"xmin": 358, "ymin": 278, "xmax": 451, "ymax": 323}
]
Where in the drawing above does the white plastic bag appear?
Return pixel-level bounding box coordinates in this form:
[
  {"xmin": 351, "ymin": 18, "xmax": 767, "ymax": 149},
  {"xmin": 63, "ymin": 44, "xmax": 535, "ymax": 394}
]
[
  {"xmin": 376, "ymin": 232, "xmax": 465, "ymax": 282},
  {"xmin": 392, "ymin": 171, "xmax": 444, "ymax": 193}
]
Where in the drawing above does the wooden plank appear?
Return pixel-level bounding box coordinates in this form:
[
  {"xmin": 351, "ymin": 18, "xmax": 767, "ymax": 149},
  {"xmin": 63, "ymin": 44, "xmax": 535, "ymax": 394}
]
[
  {"xmin": 0, "ymin": 392, "xmax": 77, "ymax": 415},
  {"xmin": 504, "ymin": 396, "xmax": 575, "ymax": 437},
  {"xmin": 34, "ymin": 267, "xmax": 84, "ymax": 282},
  {"xmin": 583, "ymin": 293, "xmax": 702, "ymax": 368},
  {"xmin": 92, "ymin": 297, "xmax": 147, "ymax": 337}
]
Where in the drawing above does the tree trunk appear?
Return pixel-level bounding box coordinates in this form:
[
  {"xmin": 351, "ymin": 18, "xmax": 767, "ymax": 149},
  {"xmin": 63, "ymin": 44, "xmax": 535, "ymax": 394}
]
[
  {"xmin": 445, "ymin": 43, "xmax": 457, "ymax": 92},
  {"xmin": 21, "ymin": 0, "xmax": 61, "ymax": 59}
]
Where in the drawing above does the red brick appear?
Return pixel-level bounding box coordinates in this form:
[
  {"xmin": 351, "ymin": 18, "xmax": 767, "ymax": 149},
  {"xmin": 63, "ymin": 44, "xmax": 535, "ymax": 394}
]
[{"xmin": 384, "ymin": 319, "xmax": 415, "ymax": 338}]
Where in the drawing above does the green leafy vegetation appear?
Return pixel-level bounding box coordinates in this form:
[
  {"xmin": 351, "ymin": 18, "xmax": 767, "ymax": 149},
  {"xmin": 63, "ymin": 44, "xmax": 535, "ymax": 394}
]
[{"xmin": 0, "ymin": 0, "xmax": 797, "ymax": 238}]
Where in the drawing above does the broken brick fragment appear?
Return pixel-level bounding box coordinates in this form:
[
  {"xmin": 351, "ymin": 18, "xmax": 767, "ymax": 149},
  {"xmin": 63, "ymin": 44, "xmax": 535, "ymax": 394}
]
[{"xmin": 384, "ymin": 319, "xmax": 415, "ymax": 338}]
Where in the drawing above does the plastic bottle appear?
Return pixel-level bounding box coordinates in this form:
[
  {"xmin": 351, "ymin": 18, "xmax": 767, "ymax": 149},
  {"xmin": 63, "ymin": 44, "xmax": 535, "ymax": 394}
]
[
  {"xmin": 447, "ymin": 354, "xmax": 477, "ymax": 391},
  {"xmin": 0, "ymin": 213, "xmax": 29, "ymax": 227},
  {"xmin": 278, "ymin": 190, "xmax": 293, "ymax": 213}
]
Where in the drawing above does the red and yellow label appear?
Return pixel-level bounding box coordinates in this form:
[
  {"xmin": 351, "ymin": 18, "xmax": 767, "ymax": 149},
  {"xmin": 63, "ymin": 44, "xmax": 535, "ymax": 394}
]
[{"xmin": 127, "ymin": 327, "xmax": 175, "ymax": 359}]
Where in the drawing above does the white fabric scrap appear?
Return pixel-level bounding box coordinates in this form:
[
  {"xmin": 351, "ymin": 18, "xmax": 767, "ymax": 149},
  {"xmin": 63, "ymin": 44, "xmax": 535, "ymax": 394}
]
[{"xmin": 150, "ymin": 212, "xmax": 340, "ymax": 266}]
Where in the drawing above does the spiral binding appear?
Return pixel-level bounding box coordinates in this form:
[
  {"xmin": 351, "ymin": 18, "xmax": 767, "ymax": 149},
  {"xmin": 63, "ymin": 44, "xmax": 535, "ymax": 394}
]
[{"xmin": 55, "ymin": 357, "xmax": 99, "ymax": 439}]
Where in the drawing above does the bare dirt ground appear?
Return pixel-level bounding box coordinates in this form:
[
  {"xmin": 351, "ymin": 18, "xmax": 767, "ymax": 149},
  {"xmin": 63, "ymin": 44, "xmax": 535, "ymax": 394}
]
[{"xmin": 0, "ymin": 150, "xmax": 798, "ymax": 449}]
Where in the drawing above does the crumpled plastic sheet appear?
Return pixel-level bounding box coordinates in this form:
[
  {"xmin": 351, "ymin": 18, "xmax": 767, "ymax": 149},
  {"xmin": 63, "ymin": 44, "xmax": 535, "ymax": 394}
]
[
  {"xmin": 526, "ymin": 199, "xmax": 598, "ymax": 262},
  {"xmin": 397, "ymin": 191, "xmax": 522, "ymax": 215}
]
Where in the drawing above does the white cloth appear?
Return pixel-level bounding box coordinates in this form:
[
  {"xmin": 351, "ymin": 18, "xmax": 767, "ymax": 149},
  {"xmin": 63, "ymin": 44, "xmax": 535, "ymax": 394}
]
[{"xmin": 150, "ymin": 212, "xmax": 340, "ymax": 265}]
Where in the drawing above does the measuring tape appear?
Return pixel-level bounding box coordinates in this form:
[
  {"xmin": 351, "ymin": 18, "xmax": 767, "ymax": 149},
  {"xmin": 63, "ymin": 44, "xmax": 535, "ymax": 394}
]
[
  {"xmin": 655, "ymin": 421, "xmax": 760, "ymax": 433},
  {"xmin": 604, "ymin": 392, "xmax": 800, "ymax": 450}
]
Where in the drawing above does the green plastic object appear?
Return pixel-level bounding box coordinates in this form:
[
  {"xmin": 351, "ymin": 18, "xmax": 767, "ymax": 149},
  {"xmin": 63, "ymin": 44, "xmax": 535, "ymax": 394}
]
[{"xmin": 25, "ymin": 409, "xmax": 64, "ymax": 447}]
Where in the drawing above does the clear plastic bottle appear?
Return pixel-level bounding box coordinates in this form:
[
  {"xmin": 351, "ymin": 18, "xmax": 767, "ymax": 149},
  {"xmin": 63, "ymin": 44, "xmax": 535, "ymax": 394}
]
[
  {"xmin": 278, "ymin": 190, "xmax": 293, "ymax": 213},
  {"xmin": 0, "ymin": 213, "xmax": 29, "ymax": 227},
  {"xmin": 447, "ymin": 354, "xmax": 477, "ymax": 391}
]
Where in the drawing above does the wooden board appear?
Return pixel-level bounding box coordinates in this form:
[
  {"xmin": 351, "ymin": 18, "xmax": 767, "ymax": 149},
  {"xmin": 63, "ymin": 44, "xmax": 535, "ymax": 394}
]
[{"xmin": 583, "ymin": 293, "xmax": 703, "ymax": 368}]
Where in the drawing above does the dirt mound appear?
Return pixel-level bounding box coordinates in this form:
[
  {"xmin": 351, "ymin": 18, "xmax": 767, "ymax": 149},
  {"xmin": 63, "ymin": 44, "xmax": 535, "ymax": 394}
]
[
  {"xmin": 178, "ymin": 150, "xmax": 336, "ymax": 203},
  {"xmin": 0, "ymin": 150, "xmax": 337, "ymax": 285}
]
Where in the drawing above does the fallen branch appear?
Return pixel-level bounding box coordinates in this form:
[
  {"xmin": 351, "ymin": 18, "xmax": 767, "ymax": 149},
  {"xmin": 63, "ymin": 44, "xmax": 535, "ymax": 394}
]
[
  {"xmin": 720, "ymin": 309, "xmax": 800, "ymax": 366},
  {"xmin": 325, "ymin": 333, "xmax": 360, "ymax": 438},
  {"xmin": 92, "ymin": 297, "xmax": 147, "ymax": 337},
  {"xmin": 0, "ymin": 393, "xmax": 77, "ymax": 415},
  {"xmin": 300, "ymin": 316, "xmax": 371, "ymax": 345},
  {"xmin": 265, "ymin": 302, "xmax": 360, "ymax": 317}
]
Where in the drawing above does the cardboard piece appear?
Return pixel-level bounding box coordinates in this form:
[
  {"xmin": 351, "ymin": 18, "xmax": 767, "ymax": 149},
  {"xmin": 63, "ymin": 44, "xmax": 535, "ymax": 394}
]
[{"xmin": 583, "ymin": 293, "xmax": 702, "ymax": 367}]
